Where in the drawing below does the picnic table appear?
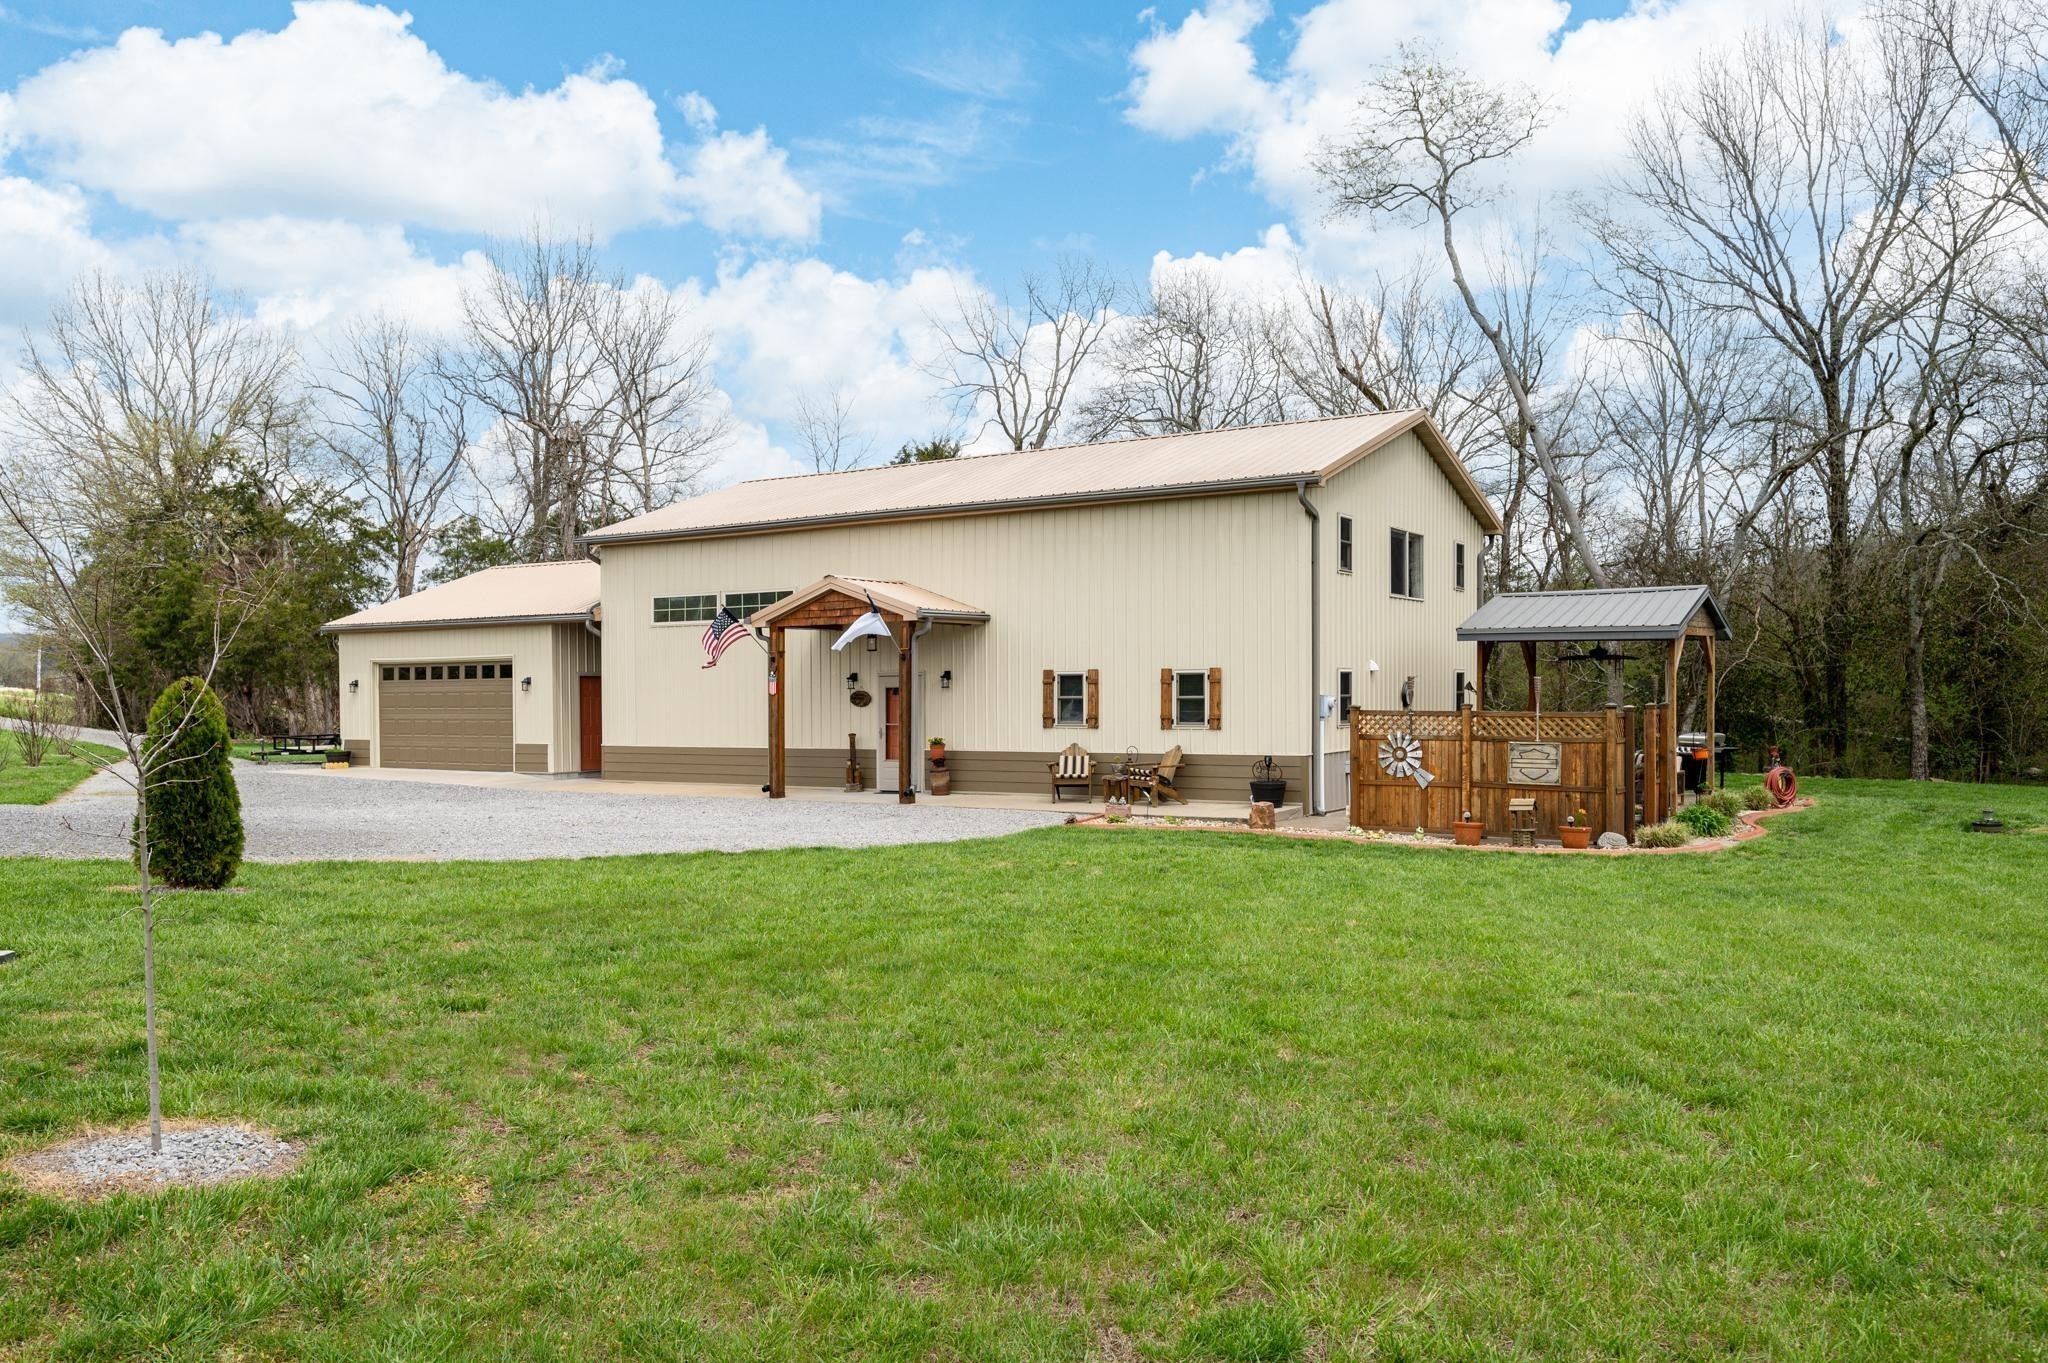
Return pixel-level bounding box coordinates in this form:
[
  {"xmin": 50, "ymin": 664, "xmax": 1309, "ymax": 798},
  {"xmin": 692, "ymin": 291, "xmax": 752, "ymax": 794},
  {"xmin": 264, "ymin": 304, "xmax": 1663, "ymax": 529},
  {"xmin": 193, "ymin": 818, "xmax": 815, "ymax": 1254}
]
[{"xmin": 253, "ymin": 732, "xmax": 340, "ymax": 762}]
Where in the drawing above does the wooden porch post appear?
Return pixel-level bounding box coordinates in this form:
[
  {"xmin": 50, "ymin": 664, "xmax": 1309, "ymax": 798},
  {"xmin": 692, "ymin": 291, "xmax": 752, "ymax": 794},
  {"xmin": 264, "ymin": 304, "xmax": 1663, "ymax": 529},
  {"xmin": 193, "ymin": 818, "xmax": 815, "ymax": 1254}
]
[
  {"xmin": 1520, "ymin": 640, "xmax": 1537, "ymax": 711},
  {"xmin": 1703, "ymin": 633, "xmax": 1718, "ymax": 772},
  {"xmin": 1666, "ymin": 635, "xmax": 1683, "ymax": 807},
  {"xmin": 767, "ymin": 624, "xmax": 786, "ymax": 798},
  {"xmin": 897, "ymin": 619, "xmax": 916, "ymax": 805},
  {"xmin": 1620, "ymin": 704, "xmax": 1637, "ymax": 841},
  {"xmin": 1459, "ymin": 703, "xmax": 1474, "ymax": 823},
  {"xmin": 1604, "ymin": 703, "xmax": 1623, "ymax": 838},
  {"xmin": 1474, "ymin": 641, "xmax": 1492, "ymax": 712}
]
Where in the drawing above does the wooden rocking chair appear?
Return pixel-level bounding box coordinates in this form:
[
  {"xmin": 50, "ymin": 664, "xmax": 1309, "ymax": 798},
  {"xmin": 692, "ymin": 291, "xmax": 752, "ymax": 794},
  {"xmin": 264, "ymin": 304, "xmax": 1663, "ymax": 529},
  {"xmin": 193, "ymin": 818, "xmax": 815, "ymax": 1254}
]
[
  {"xmin": 1132, "ymin": 744, "xmax": 1188, "ymax": 806},
  {"xmin": 1048, "ymin": 742, "xmax": 1093, "ymax": 802}
]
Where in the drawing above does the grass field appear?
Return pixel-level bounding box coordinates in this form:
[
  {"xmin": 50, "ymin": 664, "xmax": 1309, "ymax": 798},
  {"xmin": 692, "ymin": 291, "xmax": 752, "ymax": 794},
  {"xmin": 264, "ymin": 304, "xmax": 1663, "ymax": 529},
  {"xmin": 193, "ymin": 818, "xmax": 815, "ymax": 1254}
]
[
  {"xmin": 0, "ymin": 731, "xmax": 123, "ymax": 805},
  {"xmin": 2, "ymin": 778, "xmax": 2045, "ymax": 1361}
]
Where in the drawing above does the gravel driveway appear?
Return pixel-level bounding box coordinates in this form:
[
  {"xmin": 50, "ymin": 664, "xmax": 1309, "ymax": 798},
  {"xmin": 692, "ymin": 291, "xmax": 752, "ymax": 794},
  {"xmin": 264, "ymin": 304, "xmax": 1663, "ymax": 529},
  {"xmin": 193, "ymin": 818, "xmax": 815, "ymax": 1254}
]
[{"xmin": 0, "ymin": 763, "xmax": 1068, "ymax": 862}]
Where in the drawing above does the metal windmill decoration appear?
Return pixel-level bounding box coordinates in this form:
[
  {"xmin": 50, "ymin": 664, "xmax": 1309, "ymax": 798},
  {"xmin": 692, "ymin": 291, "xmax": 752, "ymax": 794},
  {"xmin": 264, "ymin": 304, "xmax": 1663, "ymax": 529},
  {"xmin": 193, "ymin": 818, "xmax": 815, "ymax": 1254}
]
[{"xmin": 1378, "ymin": 730, "xmax": 1435, "ymax": 789}]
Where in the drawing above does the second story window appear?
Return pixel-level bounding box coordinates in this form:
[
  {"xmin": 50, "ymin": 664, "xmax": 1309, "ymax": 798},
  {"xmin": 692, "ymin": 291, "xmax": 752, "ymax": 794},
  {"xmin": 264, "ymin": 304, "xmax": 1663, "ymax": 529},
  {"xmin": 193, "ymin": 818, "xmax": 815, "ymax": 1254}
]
[
  {"xmin": 1337, "ymin": 515, "xmax": 1354, "ymax": 573},
  {"xmin": 1390, "ymin": 528, "xmax": 1424, "ymax": 599}
]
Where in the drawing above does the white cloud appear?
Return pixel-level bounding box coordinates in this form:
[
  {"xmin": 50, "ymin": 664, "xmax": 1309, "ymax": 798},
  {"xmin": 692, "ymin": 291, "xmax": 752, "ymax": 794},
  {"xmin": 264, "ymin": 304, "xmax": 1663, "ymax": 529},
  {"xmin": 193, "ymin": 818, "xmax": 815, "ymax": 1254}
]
[
  {"xmin": 675, "ymin": 90, "xmax": 719, "ymax": 134},
  {"xmin": 0, "ymin": 174, "xmax": 114, "ymax": 326},
  {"xmin": 1123, "ymin": 0, "xmax": 1818, "ymax": 223},
  {"xmin": 1124, "ymin": 0, "xmax": 1275, "ymax": 139},
  {"xmin": 178, "ymin": 217, "xmax": 488, "ymax": 335},
  {"xmin": 2, "ymin": 1, "xmax": 818, "ymax": 241}
]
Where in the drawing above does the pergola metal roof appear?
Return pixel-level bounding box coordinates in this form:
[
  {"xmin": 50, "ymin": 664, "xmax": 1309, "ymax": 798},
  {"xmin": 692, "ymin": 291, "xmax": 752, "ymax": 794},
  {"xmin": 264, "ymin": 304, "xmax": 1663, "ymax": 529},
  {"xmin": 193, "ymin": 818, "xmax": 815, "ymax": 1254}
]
[{"xmin": 1457, "ymin": 585, "xmax": 1731, "ymax": 643}]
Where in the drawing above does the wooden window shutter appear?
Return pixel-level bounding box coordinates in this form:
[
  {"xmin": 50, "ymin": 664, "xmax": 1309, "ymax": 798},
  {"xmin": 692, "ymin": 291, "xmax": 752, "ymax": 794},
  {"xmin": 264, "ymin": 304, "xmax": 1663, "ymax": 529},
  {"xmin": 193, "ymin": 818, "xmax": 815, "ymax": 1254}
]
[
  {"xmin": 1160, "ymin": 668, "xmax": 1173, "ymax": 730},
  {"xmin": 1042, "ymin": 670, "xmax": 1055, "ymax": 728},
  {"xmin": 1085, "ymin": 669, "xmax": 1100, "ymax": 729},
  {"xmin": 1207, "ymin": 667, "xmax": 1223, "ymax": 729}
]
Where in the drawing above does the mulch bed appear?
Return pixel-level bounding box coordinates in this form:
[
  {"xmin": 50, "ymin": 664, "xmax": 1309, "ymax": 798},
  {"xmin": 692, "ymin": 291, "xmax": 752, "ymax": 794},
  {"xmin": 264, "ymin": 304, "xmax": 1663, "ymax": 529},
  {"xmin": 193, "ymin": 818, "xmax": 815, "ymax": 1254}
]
[{"xmin": 1075, "ymin": 799, "xmax": 1816, "ymax": 855}]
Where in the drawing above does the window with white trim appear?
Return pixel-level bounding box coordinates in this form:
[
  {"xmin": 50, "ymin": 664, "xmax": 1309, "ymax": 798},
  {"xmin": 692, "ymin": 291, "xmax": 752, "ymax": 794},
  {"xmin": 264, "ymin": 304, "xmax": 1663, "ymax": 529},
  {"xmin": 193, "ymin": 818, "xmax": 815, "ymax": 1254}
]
[
  {"xmin": 1454, "ymin": 541, "xmax": 1467, "ymax": 591},
  {"xmin": 1454, "ymin": 669, "xmax": 1469, "ymax": 710},
  {"xmin": 1337, "ymin": 515, "xmax": 1354, "ymax": 573},
  {"xmin": 1338, "ymin": 669, "xmax": 1354, "ymax": 722},
  {"xmin": 654, "ymin": 594, "xmax": 717, "ymax": 624},
  {"xmin": 1054, "ymin": 672, "xmax": 1086, "ymax": 725},
  {"xmin": 1390, "ymin": 528, "xmax": 1424, "ymax": 599},
  {"xmin": 1175, "ymin": 671, "xmax": 1209, "ymax": 726}
]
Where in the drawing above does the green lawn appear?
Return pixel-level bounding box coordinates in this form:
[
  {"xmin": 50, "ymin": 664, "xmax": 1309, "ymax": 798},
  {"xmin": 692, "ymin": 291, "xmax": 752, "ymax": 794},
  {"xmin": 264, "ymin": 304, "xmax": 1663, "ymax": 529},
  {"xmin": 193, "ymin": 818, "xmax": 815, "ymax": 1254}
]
[
  {"xmin": 0, "ymin": 731, "xmax": 122, "ymax": 805},
  {"xmin": 2, "ymin": 780, "xmax": 2046, "ymax": 1361}
]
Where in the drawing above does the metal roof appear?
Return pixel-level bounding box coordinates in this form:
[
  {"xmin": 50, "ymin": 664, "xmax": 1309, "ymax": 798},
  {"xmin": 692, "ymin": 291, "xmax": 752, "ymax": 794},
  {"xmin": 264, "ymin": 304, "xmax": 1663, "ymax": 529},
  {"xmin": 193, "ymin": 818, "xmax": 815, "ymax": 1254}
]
[
  {"xmin": 321, "ymin": 561, "xmax": 601, "ymax": 633},
  {"xmin": 582, "ymin": 409, "xmax": 1501, "ymax": 546},
  {"xmin": 753, "ymin": 575, "xmax": 989, "ymax": 626},
  {"xmin": 1456, "ymin": 585, "xmax": 1731, "ymax": 643}
]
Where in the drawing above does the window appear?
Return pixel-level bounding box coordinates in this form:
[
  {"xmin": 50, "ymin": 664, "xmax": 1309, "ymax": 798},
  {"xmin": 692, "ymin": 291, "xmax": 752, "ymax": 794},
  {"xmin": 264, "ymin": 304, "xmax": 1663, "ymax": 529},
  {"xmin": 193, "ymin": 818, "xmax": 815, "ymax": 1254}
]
[
  {"xmin": 1390, "ymin": 528, "xmax": 1424, "ymax": 598},
  {"xmin": 1454, "ymin": 669, "xmax": 1469, "ymax": 710},
  {"xmin": 1337, "ymin": 515, "xmax": 1354, "ymax": 573},
  {"xmin": 1338, "ymin": 669, "xmax": 1354, "ymax": 722},
  {"xmin": 1454, "ymin": 541, "xmax": 1467, "ymax": 591},
  {"xmin": 1175, "ymin": 671, "xmax": 1208, "ymax": 726},
  {"xmin": 381, "ymin": 666, "xmax": 394, "ymax": 681},
  {"xmin": 463, "ymin": 664, "xmax": 478, "ymax": 679},
  {"xmin": 654, "ymin": 593, "xmax": 716, "ymax": 624},
  {"xmin": 429, "ymin": 665, "xmax": 444, "ymax": 680},
  {"xmin": 1054, "ymin": 672, "xmax": 1086, "ymax": 725},
  {"xmin": 724, "ymin": 589, "xmax": 792, "ymax": 620}
]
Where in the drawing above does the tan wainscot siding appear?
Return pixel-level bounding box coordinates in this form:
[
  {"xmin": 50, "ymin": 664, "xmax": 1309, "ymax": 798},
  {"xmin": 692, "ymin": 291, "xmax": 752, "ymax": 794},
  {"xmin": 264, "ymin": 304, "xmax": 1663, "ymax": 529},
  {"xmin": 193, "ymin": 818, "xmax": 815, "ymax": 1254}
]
[
  {"xmin": 1315, "ymin": 428, "xmax": 1489, "ymax": 797},
  {"xmin": 337, "ymin": 622, "xmax": 593, "ymax": 773},
  {"xmin": 598, "ymin": 489, "xmax": 1315, "ymax": 796}
]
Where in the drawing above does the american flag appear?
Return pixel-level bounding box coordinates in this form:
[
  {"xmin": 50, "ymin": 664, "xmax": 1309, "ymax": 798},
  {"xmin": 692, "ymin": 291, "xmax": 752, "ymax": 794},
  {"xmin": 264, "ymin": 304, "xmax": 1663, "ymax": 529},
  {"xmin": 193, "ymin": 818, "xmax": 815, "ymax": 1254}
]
[{"xmin": 700, "ymin": 606, "xmax": 751, "ymax": 668}]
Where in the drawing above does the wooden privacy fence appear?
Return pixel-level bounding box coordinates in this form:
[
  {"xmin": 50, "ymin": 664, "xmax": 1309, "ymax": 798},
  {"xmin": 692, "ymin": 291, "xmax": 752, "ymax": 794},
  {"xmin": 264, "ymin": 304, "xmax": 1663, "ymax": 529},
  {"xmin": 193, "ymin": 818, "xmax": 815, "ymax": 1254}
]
[{"xmin": 1350, "ymin": 707, "xmax": 1640, "ymax": 842}]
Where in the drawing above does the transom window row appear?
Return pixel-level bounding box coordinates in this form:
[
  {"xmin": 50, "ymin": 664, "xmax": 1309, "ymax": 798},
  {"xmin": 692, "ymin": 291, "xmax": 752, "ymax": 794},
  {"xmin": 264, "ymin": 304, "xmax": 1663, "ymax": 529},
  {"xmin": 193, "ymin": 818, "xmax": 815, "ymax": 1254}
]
[
  {"xmin": 653, "ymin": 590, "xmax": 792, "ymax": 623},
  {"xmin": 381, "ymin": 662, "xmax": 511, "ymax": 682}
]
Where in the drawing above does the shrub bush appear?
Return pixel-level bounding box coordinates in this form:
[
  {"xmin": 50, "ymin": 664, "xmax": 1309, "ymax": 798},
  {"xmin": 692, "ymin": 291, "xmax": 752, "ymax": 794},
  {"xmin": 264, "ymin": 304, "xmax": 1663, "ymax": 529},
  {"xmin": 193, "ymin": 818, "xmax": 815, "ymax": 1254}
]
[
  {"xmin": 1702, "ymin": 790, "xmax": 1745, "ymax": 818},
  {"xmin": 1634, "ymin": 820, "xmax": 1691, "ymax": 848},
  {"xmin": 323, "ymin": 748, "xmax": 349, "ymax": 764},
  {"xmin": 1675, "ymin": 801, "xmax": 1735, "ymax": 838},
  {"xmin": 136, "ymin": 676, "xmax": 244, "ymax": 890},
  {"xmin": 1742, "ymin": 783, "xmax": 1776, "ymax": 811}
]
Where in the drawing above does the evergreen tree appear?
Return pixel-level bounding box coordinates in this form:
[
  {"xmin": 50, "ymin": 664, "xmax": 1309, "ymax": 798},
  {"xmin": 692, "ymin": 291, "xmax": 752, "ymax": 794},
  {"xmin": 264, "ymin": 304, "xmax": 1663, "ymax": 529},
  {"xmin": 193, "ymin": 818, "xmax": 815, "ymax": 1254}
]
[{"xmin": 137, "ymin": 676, "xmax": 243, "ymax": 890}]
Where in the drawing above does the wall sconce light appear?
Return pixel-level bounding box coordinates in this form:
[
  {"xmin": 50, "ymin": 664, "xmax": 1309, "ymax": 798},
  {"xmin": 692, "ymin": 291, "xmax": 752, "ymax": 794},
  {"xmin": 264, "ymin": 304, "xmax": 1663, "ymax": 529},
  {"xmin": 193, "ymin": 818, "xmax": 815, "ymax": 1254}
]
[
  {"xmin": 520, "ymin": 676, "xmax": 533, "ymax": 693},
  {"xmin": 348, "ymin": 679, "xmax": 359, "ymax": 694},
  {"xmin": 865, "ymin": 634, "xmax": 878, "ymax": 653},
  {"xmin": 845, "ymin": 671, "xmax": 859, "ymax": 691},
  {"xmin": 940, "ymin": 670, "xmax": 952, "ymax": 689}
]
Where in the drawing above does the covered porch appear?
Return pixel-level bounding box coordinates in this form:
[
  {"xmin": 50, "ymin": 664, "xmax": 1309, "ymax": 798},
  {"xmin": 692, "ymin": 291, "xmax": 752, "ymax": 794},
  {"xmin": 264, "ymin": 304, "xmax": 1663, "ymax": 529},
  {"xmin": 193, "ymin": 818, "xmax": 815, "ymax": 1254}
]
[{"xmin": 751, "ymin": 575, "xmax": 989, "ymax": 803}]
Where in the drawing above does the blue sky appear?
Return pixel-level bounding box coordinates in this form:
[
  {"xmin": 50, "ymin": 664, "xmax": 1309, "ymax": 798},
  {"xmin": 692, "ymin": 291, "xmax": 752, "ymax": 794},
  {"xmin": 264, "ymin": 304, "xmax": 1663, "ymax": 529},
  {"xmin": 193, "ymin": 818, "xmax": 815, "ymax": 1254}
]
[{"xmin": 0, "ymin": 0, "xmax": 1712, "ymax": 484}]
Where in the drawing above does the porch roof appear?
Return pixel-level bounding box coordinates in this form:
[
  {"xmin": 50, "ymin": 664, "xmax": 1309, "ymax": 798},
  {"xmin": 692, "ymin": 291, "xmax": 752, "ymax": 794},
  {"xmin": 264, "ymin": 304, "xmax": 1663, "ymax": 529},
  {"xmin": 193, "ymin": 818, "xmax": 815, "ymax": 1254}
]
[
  {"xmin": 751, "ymin": 574, "xmax": 990, "ymax": 628},
  {"xmin": 1457, "ymin": 585, "xmax": 1731, "ymax": 643}
]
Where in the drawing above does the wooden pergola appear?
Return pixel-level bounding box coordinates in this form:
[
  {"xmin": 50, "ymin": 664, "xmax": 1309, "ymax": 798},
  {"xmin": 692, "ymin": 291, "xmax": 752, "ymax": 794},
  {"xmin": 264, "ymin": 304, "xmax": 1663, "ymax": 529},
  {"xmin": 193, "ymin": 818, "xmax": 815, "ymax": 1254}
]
[
  {"xmin": 1458, "ymin": 585, "xmax": 1732, "ymax": 823},
  {"xmin": 750, "ymin": 576, "xmax": 988, "ymax": 803}
]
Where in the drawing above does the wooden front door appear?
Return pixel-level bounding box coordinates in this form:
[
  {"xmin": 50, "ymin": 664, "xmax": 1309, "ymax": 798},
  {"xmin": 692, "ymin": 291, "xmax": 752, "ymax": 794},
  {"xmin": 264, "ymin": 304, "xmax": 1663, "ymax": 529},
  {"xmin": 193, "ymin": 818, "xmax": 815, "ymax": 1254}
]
[{"xmin": 578, "ymin": 675, "xmax": 602, "ymax": 773}]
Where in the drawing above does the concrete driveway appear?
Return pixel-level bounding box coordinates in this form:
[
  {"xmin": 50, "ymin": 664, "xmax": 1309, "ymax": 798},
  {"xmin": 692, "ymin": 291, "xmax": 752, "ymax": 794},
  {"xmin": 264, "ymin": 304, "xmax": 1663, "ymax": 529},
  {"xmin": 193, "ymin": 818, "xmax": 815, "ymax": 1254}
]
[{"xmin": 0, "ymin": 761, "xmax": 1069, "ymax": 862}]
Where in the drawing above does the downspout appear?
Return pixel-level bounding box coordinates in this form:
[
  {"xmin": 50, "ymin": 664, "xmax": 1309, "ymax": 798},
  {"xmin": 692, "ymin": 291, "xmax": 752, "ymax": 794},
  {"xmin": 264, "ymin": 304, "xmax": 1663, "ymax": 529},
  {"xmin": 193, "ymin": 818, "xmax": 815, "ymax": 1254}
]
[
  {"xmin": 1296, "ymin": 480, "xmax": 1324, "ymax": 816},
  {"xmin": 909, "ymin": 616, "xmax": 936, "ymax": 795}
]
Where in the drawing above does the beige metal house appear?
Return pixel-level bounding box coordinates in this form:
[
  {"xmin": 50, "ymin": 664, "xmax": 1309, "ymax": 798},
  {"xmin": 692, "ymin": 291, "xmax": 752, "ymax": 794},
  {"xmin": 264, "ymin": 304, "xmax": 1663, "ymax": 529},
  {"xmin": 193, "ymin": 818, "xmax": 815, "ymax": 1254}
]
[
  {"xmin": 323, "ymin": 562, "xmax": 603, "ymax": 774},
  {"xmin": 325, "ymin": 410, "xmax": 1499, "ymax": 812},
  {"xmin": 581, "ymin": 408, "xmax": 1499, "ymax": 814}
]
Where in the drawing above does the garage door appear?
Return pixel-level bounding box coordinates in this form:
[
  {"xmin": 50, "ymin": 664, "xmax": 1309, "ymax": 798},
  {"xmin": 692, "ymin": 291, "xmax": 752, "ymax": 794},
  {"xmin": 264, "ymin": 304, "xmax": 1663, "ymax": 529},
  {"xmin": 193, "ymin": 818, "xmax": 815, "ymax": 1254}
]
[{"xmin": 377, "ymin": 661, "xmax": 515, "ymax": 771}]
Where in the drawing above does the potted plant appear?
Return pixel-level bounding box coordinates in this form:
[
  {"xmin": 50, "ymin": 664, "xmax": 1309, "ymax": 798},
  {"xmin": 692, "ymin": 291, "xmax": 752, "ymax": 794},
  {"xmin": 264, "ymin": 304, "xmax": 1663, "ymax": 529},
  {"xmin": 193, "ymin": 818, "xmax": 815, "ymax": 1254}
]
[
  {"xmin": 1249, "ymin": 755, "xmax": 1286, "ymax": 806},
  {"xmin": 926, "ymin": 738, "xmax": 950, "ymax": 796},
  {"xmin": 1453, "ymin": 809, "xmax": 1484, "ymax": 846},
  {"xmin": 927, "ymin": 737, "xmax": 946, "ymax": 763},
  {"xmin": 1560, "ymin": 806, "xmax": 1592, "ymax": 849},
  {"xmin": 322, "ymin": 747, "xmax": 350, "ymax": 770}
]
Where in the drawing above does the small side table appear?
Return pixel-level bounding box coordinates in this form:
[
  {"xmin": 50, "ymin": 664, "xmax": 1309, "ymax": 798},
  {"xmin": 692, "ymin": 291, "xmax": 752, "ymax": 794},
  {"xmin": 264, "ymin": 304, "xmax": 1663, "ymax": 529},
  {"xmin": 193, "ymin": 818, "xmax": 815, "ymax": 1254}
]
[{"xmin": 1101, "ymin": 772, "xmax": 1131, "ymax": 804}]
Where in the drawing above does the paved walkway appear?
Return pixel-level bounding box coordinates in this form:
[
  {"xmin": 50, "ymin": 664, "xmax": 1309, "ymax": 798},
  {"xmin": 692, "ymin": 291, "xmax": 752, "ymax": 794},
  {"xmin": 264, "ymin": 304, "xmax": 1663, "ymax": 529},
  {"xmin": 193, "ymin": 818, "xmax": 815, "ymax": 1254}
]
[{"xmin": 0, "ymin": 762, "xmax": 1070, "ymax": 862}]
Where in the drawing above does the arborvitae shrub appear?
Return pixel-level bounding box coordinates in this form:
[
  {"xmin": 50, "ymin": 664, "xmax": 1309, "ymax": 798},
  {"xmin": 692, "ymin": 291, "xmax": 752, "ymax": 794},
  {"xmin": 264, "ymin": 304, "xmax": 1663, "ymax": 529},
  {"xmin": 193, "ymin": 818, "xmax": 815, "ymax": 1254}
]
[{"xmin": 137, "ymin": 677, "xmax": 243, "ymax": 889}]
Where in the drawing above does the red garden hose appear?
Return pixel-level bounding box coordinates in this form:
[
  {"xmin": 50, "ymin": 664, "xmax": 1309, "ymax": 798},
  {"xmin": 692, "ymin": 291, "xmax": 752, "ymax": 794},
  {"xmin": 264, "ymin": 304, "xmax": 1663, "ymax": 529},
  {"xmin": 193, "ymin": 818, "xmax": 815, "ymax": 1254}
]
[{"xmin": 1764, "ymin": 764, "xmax": 1798, "ymax": 807}]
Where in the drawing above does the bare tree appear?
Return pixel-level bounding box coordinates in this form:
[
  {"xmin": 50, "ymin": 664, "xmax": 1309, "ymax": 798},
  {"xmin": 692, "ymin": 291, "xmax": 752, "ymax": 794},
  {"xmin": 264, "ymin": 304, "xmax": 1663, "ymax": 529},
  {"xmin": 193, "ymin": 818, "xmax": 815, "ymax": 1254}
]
[
  {"xmin": 1, "ymin": 277, "xmax": 285, "ymax": 1153},
  {"xmin": 790, "ymin": 384, "xmax": 874, "ymax": 473},
  {"xmin": 590, "ymin": 284, "xmax": 729, "ymax": 518},
  {"xmin": 1316, "ymin": 46, "xmax": 1612, "ymax": 590},
  {"xmin": 1078, "ymin": 270, "xmax": 1291, "ymax": 439},
  {"xmin": 929, "ymin": 258, "xmax": 1121, "ymax": 451},
  {"xmin": 1609, "ymin": 14, "xmax": 1998, "ymax": 770},
  {"xmin": 317, "ymin": 314, "xmax": 466, "ymax": 597},
  {"xmin": 1905, "ymin": 0, "xmax": 2048, "ymax": 226}
]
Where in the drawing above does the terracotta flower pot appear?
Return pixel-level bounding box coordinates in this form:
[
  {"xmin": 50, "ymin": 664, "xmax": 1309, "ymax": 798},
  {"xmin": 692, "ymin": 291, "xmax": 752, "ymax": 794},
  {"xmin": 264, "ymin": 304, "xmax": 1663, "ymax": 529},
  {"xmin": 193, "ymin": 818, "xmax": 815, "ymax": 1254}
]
[
  {"xmin": 1452, "ymin": 820, "xmax": 1484, "ymax": 846},
  {"xmin": 1559, "ymin": 825, "xmax": 1592, "ymax": 850},
  {"xmin": 928, "ymin": 743, "xmax": 946, "ymax": 762}
]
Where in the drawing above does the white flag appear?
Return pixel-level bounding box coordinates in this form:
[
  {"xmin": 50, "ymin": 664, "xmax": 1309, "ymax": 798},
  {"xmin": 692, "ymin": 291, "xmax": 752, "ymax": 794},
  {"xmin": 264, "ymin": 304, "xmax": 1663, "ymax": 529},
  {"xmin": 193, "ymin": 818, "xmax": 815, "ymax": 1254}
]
[{"xmin": 831, "ymin": 594, "xmax": 896, "ymax": 652}]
